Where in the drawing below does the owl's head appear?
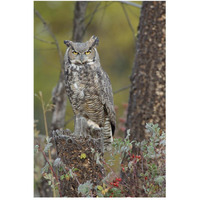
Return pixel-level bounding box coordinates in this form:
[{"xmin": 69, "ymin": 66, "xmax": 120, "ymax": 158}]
[{"xmin": 64, "ymin": 35, "xmax": 99, "ymax": 65}]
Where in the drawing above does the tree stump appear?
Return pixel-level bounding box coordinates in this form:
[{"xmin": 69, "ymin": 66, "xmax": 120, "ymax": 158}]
[{"xmin": 53, "ymin": 129, "xmax": 105, "ymax": 197}]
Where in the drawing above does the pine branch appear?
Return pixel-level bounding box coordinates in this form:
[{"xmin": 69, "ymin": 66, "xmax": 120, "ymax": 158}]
[
  {"xmin": 114, "ymin": 85, "xmax": 131, "ymax": 94},
  {"xmin": 83, "ymin": 2, "xmax": 101, "ymax": 36},
  {"xmin": 34, "ymin": 36, "xmax": 56, "ymax": 45},
  {"xmin": 84, "ymin": 2, "xmax": 113, "ymax": 20},
  {"xmin": 119, "ymin": 1, "xmax": 142, "ymax": 9},
  {"xmin": 121, "ymin": 3, "xmax": 135, "ymax": 36}
]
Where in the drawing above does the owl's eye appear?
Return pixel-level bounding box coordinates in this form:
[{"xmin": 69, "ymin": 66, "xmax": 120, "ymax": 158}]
[
  {"xmin": 72, "ymin": 50, "xmax": 78, "ymax": 55},
  {"xmin": 85, "ymin": 50, "xmax": 91, "ymax": 55}
]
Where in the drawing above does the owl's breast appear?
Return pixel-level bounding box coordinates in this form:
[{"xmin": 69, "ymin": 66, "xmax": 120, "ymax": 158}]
[
  {"xmin": 66, "ymin": 67, "xmax": 86, "ymax": 100},
  {"xmin": 65, "ymin": 64, "xmax": 104, "ymax": 124},
  {"xmin": 66, "ymin": 64, "xmax": 99, "ymax": 96}
]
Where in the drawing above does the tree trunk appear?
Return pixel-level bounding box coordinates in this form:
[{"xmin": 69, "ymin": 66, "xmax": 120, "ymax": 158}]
[
  {"xmin": 51, "ymin": 1, "xmax": 88, "ymax": 131},
  {"xmin": 121, "ymin": 2, "xmax": 166, "ymax": 197},
  {"xmin": 126, "ymin": 1, "xmax": 166, "ymax": 142}
]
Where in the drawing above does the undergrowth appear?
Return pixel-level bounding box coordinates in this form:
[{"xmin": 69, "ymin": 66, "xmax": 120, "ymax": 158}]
[{"xmin": 34, "ymin": 93, "xmax": 165, "ymax": 197}]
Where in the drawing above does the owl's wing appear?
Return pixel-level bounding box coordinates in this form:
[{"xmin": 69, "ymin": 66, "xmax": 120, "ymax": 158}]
[{"xmin": 97, "ymin": 69, "xmax": 116, "ymax": 135}]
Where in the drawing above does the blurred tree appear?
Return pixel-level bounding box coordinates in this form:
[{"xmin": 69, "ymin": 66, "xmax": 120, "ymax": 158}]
[
  {"xmin": 51, "ymin": 1, "xmax": 88, "ymax": 131},
  {"xmin": 126, "ymin": 1, "xmax": 166, "ymax": 143}
]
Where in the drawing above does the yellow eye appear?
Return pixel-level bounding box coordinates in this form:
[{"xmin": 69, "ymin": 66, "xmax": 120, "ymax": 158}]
[
  {"xmin": 85, "ymin": 50, "xmax": 91, "ymax": 55},
  {"xmin": 72, "ymin": 50, "xmax": 78, "ymax": 55}
]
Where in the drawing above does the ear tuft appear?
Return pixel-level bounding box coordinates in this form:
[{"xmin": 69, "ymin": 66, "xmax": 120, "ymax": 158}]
[
  {"xmin": 93, "ymin": 35, "xmax": 99, "ymax": 46},
  {"xmin": 64, "ymin": 40, "xmax": 71, "ymax": 47},
  {"xmin": 89, "ymin": 35, "xmax": 99, "ymax": 47}
]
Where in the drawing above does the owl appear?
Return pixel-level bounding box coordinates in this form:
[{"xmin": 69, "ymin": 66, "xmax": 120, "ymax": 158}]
[{"xmin": 63, "ymin": 35, "xmax": 116, "ymax": 151}]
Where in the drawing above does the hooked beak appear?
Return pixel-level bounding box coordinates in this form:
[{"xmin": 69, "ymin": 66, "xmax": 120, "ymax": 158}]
[{"xmin": 80, "ymin": 54, "xmax": 86, "ymax": 64}]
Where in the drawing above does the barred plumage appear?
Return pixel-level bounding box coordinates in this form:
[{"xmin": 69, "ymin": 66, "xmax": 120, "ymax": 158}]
[{"xmin": 64, "ymin": 36, "xmax": 116, "ymax": 151}]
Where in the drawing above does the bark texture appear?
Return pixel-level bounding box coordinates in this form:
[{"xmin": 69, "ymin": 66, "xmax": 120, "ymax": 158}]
[
  {"xmin": 53, "ymin": 129, "xmax": 105, "ymax": 197},
  {"xmin": 126, "ymin": 1, "xmax": 166, "ymax": 142}
]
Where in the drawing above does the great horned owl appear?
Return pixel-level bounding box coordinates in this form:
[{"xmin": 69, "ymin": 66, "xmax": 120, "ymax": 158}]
[{"xmin": 64, "ymin": 35, "xmax": 116, "ymax": 151}]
